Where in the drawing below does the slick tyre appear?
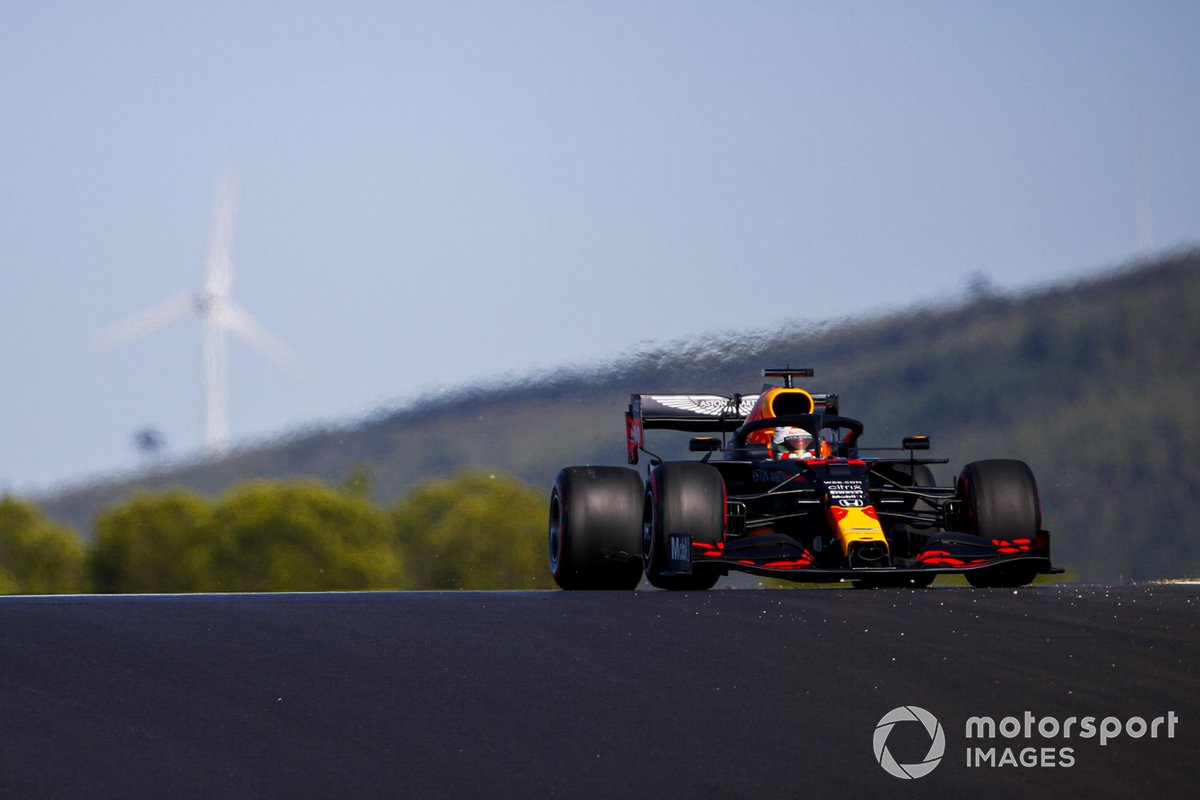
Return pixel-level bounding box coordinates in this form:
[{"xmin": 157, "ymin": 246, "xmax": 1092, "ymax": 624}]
[
  {"xmin": 885, "ymin": 462, "xmax": 941, "ymax": 571},
  {"xmin": 549, "ymin": 467, "xmax": 644, "ymax": 590},
  {"xmin": 643, "ymin": 462, "xmax": 724, "ymax": 591},
  {"xmin": 898, "ymin": 463, "xmax": 937, "ymax": 503},
  {"xmin": 957, "ymin": 459, "xmax": 1041, "ymax": 588}
]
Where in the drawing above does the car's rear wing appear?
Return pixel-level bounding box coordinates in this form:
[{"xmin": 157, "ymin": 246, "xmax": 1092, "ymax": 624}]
[{"xmin": 626, "ymin": 391, "xmax": 839, "ymax": 464}]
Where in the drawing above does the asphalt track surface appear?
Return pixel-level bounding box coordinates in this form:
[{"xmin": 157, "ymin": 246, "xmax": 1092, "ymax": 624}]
[{"xmin": 1, "ymin": 584, "xmax": 1197, "ymax": 800}]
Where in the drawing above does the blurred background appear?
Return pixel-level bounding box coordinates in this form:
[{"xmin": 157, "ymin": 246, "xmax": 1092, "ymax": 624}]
[{"xmin": 2, "ymin": 2, "xmax": 1198, "ymax": 589}]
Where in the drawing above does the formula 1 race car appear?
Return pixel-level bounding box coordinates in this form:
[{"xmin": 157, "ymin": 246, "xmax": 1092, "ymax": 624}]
[{"xmin": 548, "ymin": 368, "xmax": 1061, "ymax": 590}]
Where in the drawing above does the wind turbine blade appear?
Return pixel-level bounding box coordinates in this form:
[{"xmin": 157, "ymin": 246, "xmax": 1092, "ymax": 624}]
[
  {"xmin": 219, "ymin": 300, "xmax": 307, "ymax": 377},
  {"xmin": 204, "ymin": 169, "xmax": 239, "ymax": 298},
  {"xmin": 95, "ymin": 291, "xmax": 197, "ymax": 349}
]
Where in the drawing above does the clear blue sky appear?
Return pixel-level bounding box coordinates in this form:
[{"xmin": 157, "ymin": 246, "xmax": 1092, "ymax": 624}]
[{"xmin": 2, "ymin": 1, "xmax": 1198, "ymax": 492}]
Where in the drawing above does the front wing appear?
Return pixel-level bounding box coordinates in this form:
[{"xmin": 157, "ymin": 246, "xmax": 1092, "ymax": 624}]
[{"xmin": 669, "ymin": 531, "xmax": 1061, "ymax": 583}]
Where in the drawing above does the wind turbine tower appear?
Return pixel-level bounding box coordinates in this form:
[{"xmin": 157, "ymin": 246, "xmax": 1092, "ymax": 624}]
[{"xmin": 98, "ymin": 170, "xmax": 305, "ymax": 458}]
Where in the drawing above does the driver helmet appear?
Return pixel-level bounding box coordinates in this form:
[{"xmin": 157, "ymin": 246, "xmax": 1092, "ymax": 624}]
[{"xmin": 773, "ymin": 426, "xmax": 814, "ymax": 458}]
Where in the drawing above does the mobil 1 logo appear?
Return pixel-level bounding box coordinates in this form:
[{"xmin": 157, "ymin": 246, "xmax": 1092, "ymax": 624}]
[{"xmin": 667, "ymin": 534, "xmax": 692, "ymax": 572}]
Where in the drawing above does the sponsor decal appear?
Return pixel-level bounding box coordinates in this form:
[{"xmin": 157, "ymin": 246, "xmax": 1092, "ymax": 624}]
[
  {"xmin": 667, "ymin": 534, "xmax": 692, "ymax": 571},
  {"xmin": 648, "ymin": 395, "xmax": 757, "ymax": 417},
  {"xmin": 825, "ymin": 480, "xmax": 867, "ymax": 507},
  {"xmin": 751, "ymin": 468, "xmax": 797, "ymax": 483}
]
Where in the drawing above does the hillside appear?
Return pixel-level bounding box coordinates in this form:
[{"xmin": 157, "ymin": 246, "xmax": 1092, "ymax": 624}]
[{"xmin": 38, "ymin": 249, "xmax": 1200, "ymax": 582}]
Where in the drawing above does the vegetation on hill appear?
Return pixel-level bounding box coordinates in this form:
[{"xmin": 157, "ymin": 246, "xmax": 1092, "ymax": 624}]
[
  {"xmin": 31, "ymin": 249, "xmax": 1200, "ymax": 584},
  {"xmin": 0, "ymin": 496, "xmax": 87, "ymax": 593},
  {"xmin": 392, "ymin": 472, "xmax": 555, "ymax": 590},
  {"xmin": 4, "ymin": 473, "xmax": 547, "ymax": 594}
]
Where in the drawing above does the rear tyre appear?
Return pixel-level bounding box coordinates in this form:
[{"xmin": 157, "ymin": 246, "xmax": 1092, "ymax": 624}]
[
  {"xmin": 893, "ymin": 462, "xmax": 937, "ymax": 490},
  {"xmin": 886, "ymin": 462, "xmax": 941, "ymax": 569},
  {"xmin": 643, "ymin": 462, "xmax": 724, "ymax": 591},
  {"xmin": 549, "ymin": 467, "xmax": 644, "ymax": 590},
  {"xmin": 957, "ymin": 459, "xmax": 1041, "ymax": 588}
]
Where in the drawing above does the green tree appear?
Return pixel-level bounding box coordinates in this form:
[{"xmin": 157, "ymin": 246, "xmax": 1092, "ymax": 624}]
[
  {"xmin": 392, "ymin": 471, "xmax": 553, "ymax": 589},
  {"xmin": 91, "ymin": 489, "xmax": 215, "ymax": 593},
  {"xmin": 207, "ymin": 480, "xmax": 401, "ymax": 592},
  {"xmin": 0, "ymin": 495, "xmax": 87, "ymax": 594}
]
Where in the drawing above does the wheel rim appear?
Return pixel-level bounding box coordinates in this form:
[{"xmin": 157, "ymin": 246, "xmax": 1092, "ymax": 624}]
[
  {"xmin": 548, "ymin": 491, "xmax": 563, "ymax": 573},
  {"xmin": 641, "ymin": 491, "xmax": 655, "ymax": 572}
]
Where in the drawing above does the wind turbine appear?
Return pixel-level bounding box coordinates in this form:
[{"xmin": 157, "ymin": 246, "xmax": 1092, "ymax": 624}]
[{"xmin": 98, "ymin": 170, "xmax": 305, "ymax": 458}]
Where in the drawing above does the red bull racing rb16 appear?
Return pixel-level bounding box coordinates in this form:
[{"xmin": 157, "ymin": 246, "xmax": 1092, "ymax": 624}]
[{"xmin": 548, "ymin": 368, "xmax": 1061, "ymax": 590}]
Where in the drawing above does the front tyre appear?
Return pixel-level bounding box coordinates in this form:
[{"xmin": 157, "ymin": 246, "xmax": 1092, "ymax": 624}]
[
  {"xmin": 957, "ymin": 459, "xmax": 1041, "ymax": 588},
  {"xmin": 549, "ymin": 467, "xmax": 644, "ymax": 590},
  {"xmin": 643, "ymin": 462, "xmax": 724, "ymax": 591}
]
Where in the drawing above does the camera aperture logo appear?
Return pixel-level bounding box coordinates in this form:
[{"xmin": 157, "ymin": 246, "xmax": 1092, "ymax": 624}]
[{"xmin": 873, "ymin": 706, "xmax": 946, "ymax": 779}]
